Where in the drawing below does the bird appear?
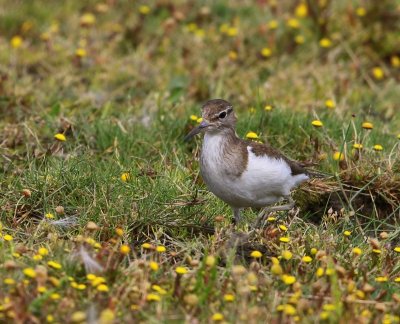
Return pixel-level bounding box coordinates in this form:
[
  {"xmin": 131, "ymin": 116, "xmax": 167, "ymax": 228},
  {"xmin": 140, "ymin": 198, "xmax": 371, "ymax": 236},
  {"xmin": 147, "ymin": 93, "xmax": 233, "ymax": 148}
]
[{"xmin": 185, "ymin": 99, "xmax": 310, "ymax": 226}]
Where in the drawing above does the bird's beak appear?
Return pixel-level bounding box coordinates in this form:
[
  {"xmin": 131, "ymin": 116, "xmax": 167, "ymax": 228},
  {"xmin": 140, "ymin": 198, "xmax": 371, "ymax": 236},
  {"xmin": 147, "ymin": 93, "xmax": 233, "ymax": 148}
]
[{"xmin": 184, "ymin": 120, "xmax": 210, "ymax": 141}]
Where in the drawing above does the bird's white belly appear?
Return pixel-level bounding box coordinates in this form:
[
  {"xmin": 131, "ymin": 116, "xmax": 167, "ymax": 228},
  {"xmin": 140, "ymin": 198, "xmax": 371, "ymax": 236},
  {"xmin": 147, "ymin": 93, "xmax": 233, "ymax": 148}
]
[{"xmin": 200, "ymin": 139, "xmax": 308, "ymax": 208}]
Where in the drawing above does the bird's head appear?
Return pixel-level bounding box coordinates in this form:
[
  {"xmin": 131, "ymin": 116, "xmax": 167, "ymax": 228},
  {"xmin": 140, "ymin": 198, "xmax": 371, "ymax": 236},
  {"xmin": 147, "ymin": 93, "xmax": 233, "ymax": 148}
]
[{"xmin": 184, "ymin": 99, "xmax": 236, "ymax": 141}]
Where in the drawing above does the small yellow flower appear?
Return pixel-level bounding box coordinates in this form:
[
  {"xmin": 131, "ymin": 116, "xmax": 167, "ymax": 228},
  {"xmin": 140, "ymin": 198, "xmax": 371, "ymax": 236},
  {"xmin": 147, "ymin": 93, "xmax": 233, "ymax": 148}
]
[
  {"xmin": 120, "ymin": 172, "xmax": 130, "ymax": 182},
  {"xmin": 295, "ymin": 3, "xmax": 308, "ymax": 17},
  {"xmin": 261, "ymin": 47, "xmax": 272, "ymax": 58},
  {"xmin": 37, "ymin": 286, "xmax": 47, "ymax": 293},
  {"xmin": 294, "ymin": 35, "xmax": 305, "ymax": 44},
  {"xmin": 394, "ymin": 277, "xmax": 400, "ymax": 283},
  {"xmin": 362, "ymin": 122, "xmax": 373, "ymax": 129},
  {"xmin": 279, "ymin": 237, "xmax": 290, "ymax": 243},
  {"xmin": 45, "ymin": 213, "xmax": 55, "ymax": 219},
  {"xmin": 33, "ymin": 254, "xmax": 43, "ymax": 261},
  {"xmin": 139, "ymin": 6, "xmax": 151, "ymax": 15},
  {"xmin": 343, "ymin": 230, "xmax": 351, "ymax": 236},
  {"xmin": 325, "ymin": 99, "xmax": 335, "ymax": 109},
  {"xmin": 246, "ymin": 131, "xmax": 259, "ymax": 139},
  {"xmin": 196, "ymin": 117, "xmax": 203, "ymax": 123},
  {"xmin": 356, "ymin": 7, "xmax": 366, "ymax": 17},
  {"xmin": 311, "ymin": 120, "xmax": 323, "ymax": 127},
  {"xmin": 175, "ymin": 266, "xmax": 188, "ymax": 275},
  {"xmin": 149, "ymin": 261, "xmax": 159, "ymax": 271},
  {"xmin": 87, "ymin": 273, "xmax": 97, "ymax": 280},
  {"xmin": 268, "ymin": 20, "xmax": 278, "ymax": 30},
  {"xmin": 141, "ymin": 243, "xmax": 152, "ymax": 249},
  {"xmin": 271, "ymin": 257, "xmax": 279, "ymax": 265},
  {"xmin": 146, "ymin": 293, "xmax": 161, "ymax": 301},
  {"xmin": 281, "ymin": 250, "xmax": 293, "ymax": 260},
  {"xmin": 372, "ymin": 249, "xmax": 382, "ymax": 254},
  {"xmin": 91, "ymin": 276, "xmax": 106, "ymax": 287},
  {"xmin": 152, "ymin": 285, "xmax": 167, "ymax": 295},
  {"xmin": 228, "ymin": 51, "xmax": 238, "ymax": 60},
  {"xmin": 120, "ymin": 245, "xmax": 131, "ymax": 255},
  {"xmin": 47, "ymin": 314, "xmax": 54, "ymax": 323},
  {"xmin": 223, "ymin": 294, "xmax": 235, "ymax": 302},
  {"xmin": 353, "ymin": 143, "xmax": 363, "ymax": 149},
  {"xmin": 115, "ymin": 228, "xmax": 124, "ymax": 236},
  {"xmin": 211, "ymin": 313, "xmax": 224, "ymax": 321},
  {"xmin": 23, "ymin": 267, "xmax": 36, "ymax": 278},
  {"xmin": 372, "ymin": 67, "xmax": 384, "ymax": 80},
  {"xmin": 394, "ymin": 247, "xmax": 400, "ymax": 253},
  {"xmin": 80, "ymin": 13, "xmax": 96, "ymax": 25},
  {"xmin": 97, "ymin": 284, "xmax": 109, "ymax": 292},
  {"xmin": 190, "ymin": 115, "xmax": 198, "ymax": 121},
  {"xmin": 375, "ymin": 276, "xmax": 388, "ymax": 282},
  {"xmin": 250, "ymin": 250, "xmax": 262, "ymax": 258},
  {"xmin": 11, "ymin": 36, "xmax": 23, "ymax": 48},
  {"xmin": 71, "ymin": 311, "xmax": 86, "ymax": 323},
  {"xmin": 373, "ymin": 144, "xmax": 383, "ymax": 151},
  {"xmin": 47, "ymin": 261, "xmax": 62, "ymax": 270},
  {"xmin": 302, "ymin": 256, "xmax": 312, "ymax": 263},
  {"xmin": 391, "ymin": 55, "xmax": 400, "ymax": 68},
  {"xmin": 206, "ymin": 255, "xmax": 216, "ymax": 267},
  {"xmin": 310, "ymin": 248, "xmax": 318, "ymax": 255},
  {"xmin": 264, "ymin": 105, "xmax": 272, "ymax": 111},
  {"xmin": 316, "ymin": 267, "xmax": 324, "ymax": 277},
  {"xmin": 319, "ymin": 38, "xmax": 332, "ymax": 48},
  {"xmin": 333, "ymin": 152, "xmax": 344, "ymax": 161},
  {"xmin": 75, "ymin": 48, "xmax": 87, "ymax": 57},
  {"xmin": 352, "ymin": 247, "xmax": 362, "ymax": 255},
  {"xmin": 4, "ymin": 278, "xmax": 15, "ymax": 285},
  {"xmin": 287, "ymin": 18, "xmax": 300, "ymax": 29},
  {"xmin": 3, "ymin": 234, "xmax": 13, "ymax": 241},
  {"xmin": 271, "ymin": 263, "xmax": 283, "ymax": 275},
  {"xmin": 156, "ymin": 245, "xmax": 166, "ymax": 253},
  {"xmin": 279, "ymin": 225, "xmax": 288, "ymax": 231},
  {"xmin": 38, "ymin": 247, "xmax": 49, "ymax": 256},
  {"xmin": 54, "ymin": 133, "xmax": 66, "ymax": 141},
  {"xmin": 267, "ymin": 216, "xmax": 276, "ymax": 222},
  {"xmin": 320, "ymin": 312, "xmax": 330, "ymax": 320},
  {"xmin": 226, "ymin": 27, "xmax": 238, "ymax": 37},
  {"xmin": 283, "ymin": 304, "xmax": 297, "ymax": 315},
  {"xmin": 281, "ymin": 274, "xmax": 296, "ymax": 285}
]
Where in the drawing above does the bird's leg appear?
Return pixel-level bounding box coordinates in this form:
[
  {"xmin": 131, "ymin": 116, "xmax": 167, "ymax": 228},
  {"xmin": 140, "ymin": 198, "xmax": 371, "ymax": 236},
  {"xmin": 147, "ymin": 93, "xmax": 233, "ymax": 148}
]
[
  {"xmin": 254, "ymin": 196, "xmax": 295, "ymax": 228},
  {"xmin": 232, "ymin": 208, "xmax": 241, "ymax": 225}
]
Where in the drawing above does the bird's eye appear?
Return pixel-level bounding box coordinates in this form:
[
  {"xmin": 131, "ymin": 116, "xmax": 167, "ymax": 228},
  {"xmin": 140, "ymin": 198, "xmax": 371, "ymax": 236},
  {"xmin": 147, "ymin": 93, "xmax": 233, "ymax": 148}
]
[{"xmin": 218, "ymin": 111, "xmax": 227, "ymax": 119}]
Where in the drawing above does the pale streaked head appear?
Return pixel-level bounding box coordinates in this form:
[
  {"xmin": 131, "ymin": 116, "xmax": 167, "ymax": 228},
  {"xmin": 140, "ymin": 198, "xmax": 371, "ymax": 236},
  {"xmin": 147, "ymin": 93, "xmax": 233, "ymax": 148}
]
[{"xmin": 184, "ymin": 99, "xmax": 236, "ymax": 141}]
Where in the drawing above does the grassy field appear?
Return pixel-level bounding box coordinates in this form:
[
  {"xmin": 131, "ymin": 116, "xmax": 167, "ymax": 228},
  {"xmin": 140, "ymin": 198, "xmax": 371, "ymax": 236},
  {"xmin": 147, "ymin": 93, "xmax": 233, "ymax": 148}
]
[{"xmin": 1, "ymin": 0, "xmax": 400, "ymax": 323}]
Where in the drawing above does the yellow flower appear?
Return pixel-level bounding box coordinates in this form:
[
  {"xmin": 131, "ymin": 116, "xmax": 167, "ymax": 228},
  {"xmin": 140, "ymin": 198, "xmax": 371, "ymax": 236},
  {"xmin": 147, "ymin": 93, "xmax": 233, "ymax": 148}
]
[
  {"xmin": 11, "ymin": 36, "xmax": 23, "ymax": 48},
  {"xmin": 47, "ymin": 261, "xmax": 62, "ymax": 270},
  {"xmin": 149, "ymin": 261, "xmax": 159, "ymax": 271},
  {"xmin": 375, "ymin": 276, "xmax": 388, "ymax": 282},
  {"xmin": 75, "ymin": 48, "xmax": 87, "ymax": 57},
  {"xmin": 54, "ymin": 133, "xmax": 66, "ymax": 141},
  {"xmin": 325, "ymin": 99, "xmax": 335, "ymax": 109},
  {"xmin": 226, "ymin": 27, "xmax": 238, "ymax": 37},
  {"xmin": 287, "ymin": 18, "xmax": 300, "ymax": 29},
  {"xmin": 323, "ymin": 304, "xmax": 335, "ymax": 311},
  {"xmin": 71, "ymin": 311, "xmax": 86, "ymax": 323},
  {"xmin": 373, "ymin": 144, "xmax": 383, "ymax": 151},
  {"xmin": 219, "ymin": 23, "xmax": 229, "ymax": 33},
  {"xmin": 271, "ymin": 263, "xmax": 283, "ymax": 275},
  {"xmin": 281, "ymin": 250, "xmax": 293, "ymax": 260},
  {"xmin": 394, "ymin": 247, "xmax": 400, "ymax": 253},
  {"xmin": 190, "ymin": 115, "xmax": 198, "ymax": 121},
  {"xmin": 295, "ymin": 3, "xmax": 308, "ymax": 17},
  {"xmin": 302, "ymin": 256, "xmax": 312, "ymax": 263},
  {"xmin": 391, "ymin": 55, "xmax": 400, "ymax": 68},
  {"xmin": 99, "ymin": 309, "xmax": 115, "ymax": 323},
  {"xmin": 206, "ymin": 255, "xmax": 216, "ymax": 267},
  {"xmin": 186, "ymin": 23, "xmax": 197, "ymax": 32},
  {"xmin": 394, "ymin": 277, "xmax": 400, "ymax": 283},
  {"xmin": 139, "ymin": 5, "xmax": 151, "ymax": 15},
  {"xmin": 319, "ymin": 38, "xmax": 332, "ymax": 48},
  {"xmin": 356, "ymin": 7, "xmax": 366, "ymax": 17},
  {"xmin": 261, "ymin": 47, "xmax": 272, "ymax": 58},
  {"xmin": 353, "ymin": 143, "xmax": 363, "ymax": 149},
  {"xmin": 362, "ymin": 122, "xmax": 373, "ymax": 129},
  {"xmin": 37, "ymin": 286, "xmax": 47, "ymax": 293},
  {"xmin": 196, "ymin": 117, "xmax": 203, "ymax": 123},
  {"xmin": 156, "ymin": 245, "xmax": 166, "ymax": 253},
  {"xmin": 23, "ymin": 267, "xmax": 36, "ymax": 278},
  {"xmin": 352, "ymin": 247, "xmax": 362, "ymax": 255},
  {"xmin": 141, "ymin": 243, "xmax": 152, "ymax": 249},
  {"xmin": 175, "ymin": 266, "xmax": 188, "ymax": 275},
  {"xmin": 343, "ymin": 230, "xmax": 351, "ymax": 236},
  {"xmin": 228, "ymin": 51, "xmax": 238, "ymax": 60},
  {"xmin": 264, "ymin": 105, "xmax": 272, "ymax": 111},
  {"xmin": 91, "ymin": 276, "xmax": 106, "ymax": 287},
  {"xmin": 152, "ymin": 284, "xmax": 167, "ymax": 294},
  {"xmin": 268, "ymin": 20, "xmax": 278, "ymax": 30},
  {"xmin": 250, "ymin": 250, "xmax": 262, "ymax": 258},
  {"xmin": 147, "ymin": 293, "xmax": 161, "ymax": 302},
  {"xmin": 267, "ymin": 216, "xmax": 276, "ymax": 222},
  {"xmin": 311, "ymin": 120, "xmax": 323, "ymax": 127},
  {"xmin": 310, "ymin": 248, "xmax": 318, "ymax": 255},
  {"xmin": 333, "ymin": 152, "xmax": 344, "ymax": 161},
  {"xmin": 281, "ymin": 274, "xmax": 296, "ymax": 285},
  {"xmin": 115, "ymin": 228, "xmax": 124, "ymax": 236},
  {"xmin": 271, "ymin": 257, "xmax": 279, "ymax": 265},
  {"xmin": 279, "ymin": 237, "xmax": 290, "ymax": 243},
  {"xmin": 246, "ymin": 131, "xmax": 259, "ymax": 139},
  {"xmin": 97, "ymin": 284, "xmax": 109, "ymax": 292},
  {"xmin": 120, "ymin": 172, "xmax": 130, "ymax": 182},
  {"xmin": 211, "ymin": 313, "xmax": 224, "ymax": 321},
  {"xmin": 45, "ymin": 213, "xmax": 55, "ymax": 219},
  {"xmin": 372, "ymin": 249, "xmax": 382, "ymax": 254},
  {"xmin": 223, "ymin": 294, "xmax": 235, "ymax": 302},
  {"xmin": 38, "ymin": 247, "xmax": 49, "ymax": 256},
  {"xmin": 3, "ymin": 234, "xmax": 13, "ymax": 241},
  {"xmin": 279, "ymin": 225, "xmax": 288, "ymax": 231},
  {"xmin": 294, "ymin": 35, "xmax": 305, "ymax": 44},
  {"xmin": 372, "ymin": 67, "xmax": 384, "ymax": 80},
  {"xmin": 87, "ymin": 273, "xmax": 96, "ymax": 280},
  {"xmin": 316, "ymin": 267, "xmax": 324, "ymax": 277},
  {"xmin": 80, "ymin": 13, "xmax": 96, "ymax": 25},
  {"xmin": 4, "ymin": 278, "xmax": 15, "ymax": 285},
  {"xmin": 283, "ymin": 304, "xmax": 297, "ymax": 315},
  {"xmin": 120, "ymin": 245, "xmax": 131, "ymax": 255},
  {"xmin": 320, "ymin": 312, "xmax": 330, "ymax": 320},
  {"xmin": 33, "ymin": 254, "xmax": 43, "ymax": 261}
]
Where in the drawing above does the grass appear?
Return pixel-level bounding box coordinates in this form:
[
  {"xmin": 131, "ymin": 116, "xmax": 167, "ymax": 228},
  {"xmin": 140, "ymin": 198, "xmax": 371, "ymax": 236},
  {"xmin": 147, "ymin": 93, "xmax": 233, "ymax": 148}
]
[{"xmin": 1, "ymin": 0, "xmax": 400, "ymax": 322}]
